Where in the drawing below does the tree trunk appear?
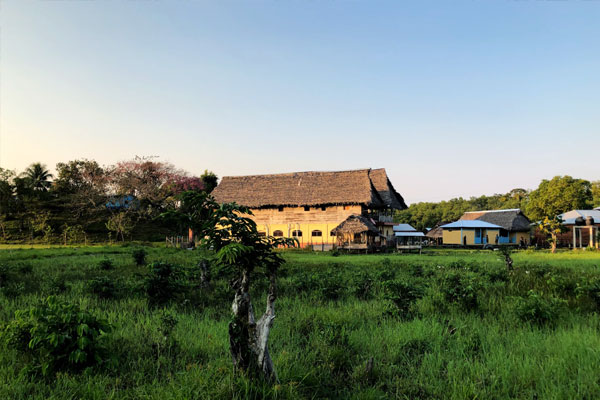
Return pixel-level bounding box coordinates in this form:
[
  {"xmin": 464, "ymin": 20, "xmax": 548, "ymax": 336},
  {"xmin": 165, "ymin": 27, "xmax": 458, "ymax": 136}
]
[
  {"xmin": 504, "ymin": 252, "xmax": 513, "ymax": 271},
  {"xmin": 551, "ymin": 233, "xmax": 557, "ymax": 253},
  {"xmin": 229, "ymin": 268, "xmax": 278, "ymax": 383},
  {"xmin": 199, "ymin": 259, "xmax": 211, "ymax": 289}
]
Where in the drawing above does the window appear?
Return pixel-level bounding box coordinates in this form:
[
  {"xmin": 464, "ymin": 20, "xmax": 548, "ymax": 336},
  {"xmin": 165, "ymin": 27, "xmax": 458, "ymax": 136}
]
[
  {"xmin": 291, "ymin": 230, "xmax": 303, "ymax": 237},
  {"xmin": 273, "ymin": 230, "xmax": 283, "ymax": 237},
  {"xmin": 258, "ymin": 231, "xmax": 266, "ymax": 237},
  {"xmin": 330, "ymin": 230, "xmax": 336, "ymax": 237},
  {"xmin": 278, "ymin": 206, "xmax": 284, "ymax": 212},
  {"xmin": 311, "ymin": 230, "xmax": 322, "ymax": 237},
  {"xmin": 304, "ymin": 206, "xmax": 310, "ymax": 212}
]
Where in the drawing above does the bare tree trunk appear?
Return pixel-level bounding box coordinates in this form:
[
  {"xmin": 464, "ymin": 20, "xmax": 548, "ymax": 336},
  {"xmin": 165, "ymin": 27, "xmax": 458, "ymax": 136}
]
[
  {"xmin": 229, "ymin": 268, "xmax": 278, "ymax": 383},
  {"xmin": 551, "ymin": 234, "xmax": 557, "ymax": 254}
]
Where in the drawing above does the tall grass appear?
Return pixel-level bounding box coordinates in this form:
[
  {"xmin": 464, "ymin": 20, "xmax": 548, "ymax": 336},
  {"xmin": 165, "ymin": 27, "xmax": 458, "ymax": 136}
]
[{"xmin": 0, "ymin": 246, "xmax": 599, "ymax": 399}]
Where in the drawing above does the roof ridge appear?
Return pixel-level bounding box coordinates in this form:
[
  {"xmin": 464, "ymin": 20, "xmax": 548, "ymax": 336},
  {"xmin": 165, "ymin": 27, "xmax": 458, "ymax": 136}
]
[
  {"xmin": 220, "ymin": 168, "xmax": 373, "ymax": 179},
  {"xmin": 464, "ymin": 208, "xmax": 521, "ymax": 213}
]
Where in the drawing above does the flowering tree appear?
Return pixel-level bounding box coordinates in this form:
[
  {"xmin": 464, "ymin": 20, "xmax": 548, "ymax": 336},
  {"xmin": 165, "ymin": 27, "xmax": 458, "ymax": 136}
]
[{"xmin": 110, "ymin": 157, "xmax": 204, "ymax": 217}]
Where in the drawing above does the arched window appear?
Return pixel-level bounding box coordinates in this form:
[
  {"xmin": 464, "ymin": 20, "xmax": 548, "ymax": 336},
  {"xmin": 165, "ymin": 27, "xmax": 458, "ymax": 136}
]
[
  {"xmin": 311, "ymin": 230, "xmax": 322, "ymax": 237},
  {"xmin": 273, "ymin": 230, "xmax": 284, "ymax": 237},
  {"xmin": 330, "ymin": 230, "xmax": 336, "ymax": 237},
  {"xmin": 258, "ymin": 231, "xmax": 266, "ymax": 237},
  {"xmin": 291, "ymin": 230, "xmax": 303, "ymax": 237}
]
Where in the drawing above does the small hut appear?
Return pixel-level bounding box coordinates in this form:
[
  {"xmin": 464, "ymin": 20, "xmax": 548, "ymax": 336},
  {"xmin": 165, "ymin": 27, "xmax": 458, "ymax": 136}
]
[
  {"xmin": 425, "ymin": 224, "xmax": 445, "ymax": 245},
  {"xmin": 332, "ymin": 215, "xmax": 382, "ymax": 252}
]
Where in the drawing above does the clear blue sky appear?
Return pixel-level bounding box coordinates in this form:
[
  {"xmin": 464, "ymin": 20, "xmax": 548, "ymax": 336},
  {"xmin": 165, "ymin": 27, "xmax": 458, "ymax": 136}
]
[{"xmin": 1, "ymin": 0, "xmax": 599, "ymax": 204}]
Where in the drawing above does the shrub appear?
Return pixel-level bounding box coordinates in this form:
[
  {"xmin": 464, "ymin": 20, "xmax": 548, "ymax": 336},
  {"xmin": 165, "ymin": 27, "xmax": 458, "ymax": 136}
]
[
  {"xmin": 318, "ymin": 273, "xmax": 345, "ymax": 301},
  {"xmin": 515, "ymin": 290, "xmax": 565, "ymax": 326},
  {"xmin": 1, "ymin": 296, "xmax": 113, "ymax": 376},
  {"xmin": 132, "ymin": 248, "xmax": 147, "ymax": 266},
  {"xmin": 46, "ymin": 275, "xmax": 68, "ymax": 295},
  {"xmin": 144, "ymin": 262, "xmax": 183, "ymax": 306},
  {"xmin": 17, "ymin": 263, "xmax": 33, "ymax": 275},
  {"xmin": 352, "ymin": 272, "xmax": 374, "ymax": 300},
  {"xmin": 331, "ymin": 249, "xmax": 341, "ymax": 257},
  {"xmin": 583, "ymin": 279, "xmax": 600, "ymax": 310},
  {"xmin": 0, "ymin": 264, "xmax": 10, "ymax": 287},
  {"xmin": 438, "ymin": 271, "xmax": 480, "ymax": 311},
  {"xmin": 98, "ymin": 258, "xmax": 114, "ymax": 270},
  {"xmin": 383, "ymin": 279, "xmax": 425, "ymax": 319},
  {"xmin": 87, "ymin": 277, "xmax": 118, "ymax": 299}
]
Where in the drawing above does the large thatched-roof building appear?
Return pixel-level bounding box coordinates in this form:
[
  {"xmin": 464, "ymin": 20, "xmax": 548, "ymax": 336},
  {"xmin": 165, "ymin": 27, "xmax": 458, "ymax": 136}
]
[{"xmin": 212, "ymin": 168, "xmax": 406, "ymax": 248}]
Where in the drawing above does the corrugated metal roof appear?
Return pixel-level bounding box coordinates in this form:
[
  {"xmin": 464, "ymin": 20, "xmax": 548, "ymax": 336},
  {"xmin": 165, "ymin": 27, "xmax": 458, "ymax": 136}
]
[
  {"xmin": 560, "ymin": 210, "xmax": 600, "ymax": 223},
  {"xmin": 393, "ymin": 223, "xmax": 417, "ymax": 232},
  {"xmin": 441, "ymin": 220, "xmax": 502, "ymax": 229},
  {"xmin": 395, "ymin": 231, "xmax": 425, "ymax": 237}
]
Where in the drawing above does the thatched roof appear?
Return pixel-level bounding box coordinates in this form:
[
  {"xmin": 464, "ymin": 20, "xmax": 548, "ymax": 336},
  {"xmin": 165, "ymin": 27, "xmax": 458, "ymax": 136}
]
[
  {"xmin": 369, "ymin": 168, "xmax": 407, "ymax": 209},
  {"xmin": 332, "ymin": 215, "xmax": 380, "ymax": 235},
  {"xmin": 460, "ymin": 209, "xmax": 531, "ymax": 231},
  {"xmin": 212, "ymin": 168, "xmax": 406, "ymax": 210},
  {"xmin": 425, "ymin": 226, "xmax": 444, "ymax": 239}
]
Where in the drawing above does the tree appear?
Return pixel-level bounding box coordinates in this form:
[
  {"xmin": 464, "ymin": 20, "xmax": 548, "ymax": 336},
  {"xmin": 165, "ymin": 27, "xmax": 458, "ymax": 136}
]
[
  {"xmin": 23, "ymin": 163, "xmax": 53, "ymax": 192},
  {"xmin": 0, "ymin": 168, "xmax": 16, "ymax": 217},
  {"xmin": 526, "ymin": 176, "xmax": 592, "ymax": 253},
  {"xmin": 54, "ymin": 160, "xmax": 109, "ymax": 236},
  {"xmin": 106, "ymin": 212, "xmax": 134, "ymax": 242},
  {"xmin": 162, "ymin": 192, "xmax": 295, "ymax": 382},
  {"xmin": 109, "ymin": 157, "xmax": 204, "ymax": 217},
  {"xmin": 200, "ymin": 170, "xmax": 218, "ymax": 193},
  {"xmin": 592, "ymin": 181, "xmax": 600, "ymax": 208}
]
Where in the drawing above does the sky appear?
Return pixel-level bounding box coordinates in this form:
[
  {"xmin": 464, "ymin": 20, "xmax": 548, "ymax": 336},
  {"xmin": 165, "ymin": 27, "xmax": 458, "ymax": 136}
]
[{"xmin": 1, "ymin": 0, "xmax": 599, "ymax": 204}]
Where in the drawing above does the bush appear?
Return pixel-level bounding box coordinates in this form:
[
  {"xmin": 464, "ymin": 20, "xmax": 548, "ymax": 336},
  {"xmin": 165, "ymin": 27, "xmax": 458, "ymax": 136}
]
[
  {"xmin": 132, "ymin": 248, "xmax": 147, "ymax": 266},
  {"xmin": 319, "ymin": 273, "xmax": 345, "ymax": 301},
  {"xmin": 0, "ymin": 264, "xmax": 9, "ymax": 287},
  {"xmin": 17, "ymin": 263, "xmax": 33, "ymax": 275},
  {"xmin": 352, "ymin": 272, "xmax": 374, "ymax": 300},
  {"xmin": 438, "ymin": 271, "xmax": 480, "ymax": 311},
  {"xmin": 144, "ymin": 262, "xmax": 183, "ymax": 306},
  {"xmin": 383, "ymin": 279, "xmax": 425, "ymax": 319},
  {"xmin": 98, "ymin": 258, "xmax": 114, "ymax": 270},
  {"xmin": 515, "ymin": 290, "xmax": 565, "ymax": 326},
  {"xmin": 46, "ymin": 275, "xmax": 68, "ymax": 295},
  {"xmin": 583, "ymin": 279, "xmax": 600, "ymax": 310},
  {"xmin": 1, "ymin": 296, "xmax": 113, "ymax": 376},
  {"xmin": 87, "ymin": 277, "xmax": 118, "ymax": 299}
]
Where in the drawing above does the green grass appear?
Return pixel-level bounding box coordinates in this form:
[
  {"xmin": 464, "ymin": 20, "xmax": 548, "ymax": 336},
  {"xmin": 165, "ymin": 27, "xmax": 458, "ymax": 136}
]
[{"xmin": 1, "ymin": 246, "xmax": 600, "ymax": 399}]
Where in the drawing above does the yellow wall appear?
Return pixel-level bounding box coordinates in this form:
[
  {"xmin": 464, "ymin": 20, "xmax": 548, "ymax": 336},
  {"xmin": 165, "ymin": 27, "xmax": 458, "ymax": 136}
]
[
  {"xmin": 514, "ymin": 231, "xmax": 530, "ymax": 245},
  {"xmin": 443, "ymin": 229, "xmax": 463, "ymax": 245},
  {"xmin": 249, "ymin": 205, "xmax": 363, "ymax": 246},
  {"xmin": 381, "ymin": 225, "xmax": 395, "ymax": 238}
]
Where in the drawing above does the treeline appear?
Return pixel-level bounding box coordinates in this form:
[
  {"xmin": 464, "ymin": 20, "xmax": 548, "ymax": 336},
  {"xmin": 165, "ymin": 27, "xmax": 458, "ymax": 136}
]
[
  {"xmin": 397, "ymin": 177, "xmax": 600, "ymax": 231},
  {"xmin": 0, "ymin": 157, "xmax": 217, "ymax": 243}
]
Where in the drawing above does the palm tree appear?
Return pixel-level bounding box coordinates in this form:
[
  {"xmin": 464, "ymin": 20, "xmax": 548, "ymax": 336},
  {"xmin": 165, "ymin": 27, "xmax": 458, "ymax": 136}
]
[{"xmin": 23, "ymin": 163, "xmax": 53, "ymax": 191}]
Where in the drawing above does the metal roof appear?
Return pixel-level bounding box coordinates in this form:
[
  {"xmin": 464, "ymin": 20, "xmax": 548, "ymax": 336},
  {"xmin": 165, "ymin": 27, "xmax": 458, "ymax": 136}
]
[
  {"xmin": 395, "ymin": 231, "xmax": 425, "ymax": 237},
  {"xmin": 393, "ymin": 223, "xmax": 417, "ymax": 232},
  {"xmin": 560, "ymin": 210, "xmax": 600, "ymax": 224},
  {"xmin": 441, "ymin": 220, "xmax": 502, "ymax": 229}
]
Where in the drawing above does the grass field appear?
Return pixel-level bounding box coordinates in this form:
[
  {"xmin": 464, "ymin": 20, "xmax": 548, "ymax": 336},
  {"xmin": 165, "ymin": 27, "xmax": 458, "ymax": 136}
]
[{"xmin": 1, "ymin": 245, "xmax": 600, "ymax": 399}]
